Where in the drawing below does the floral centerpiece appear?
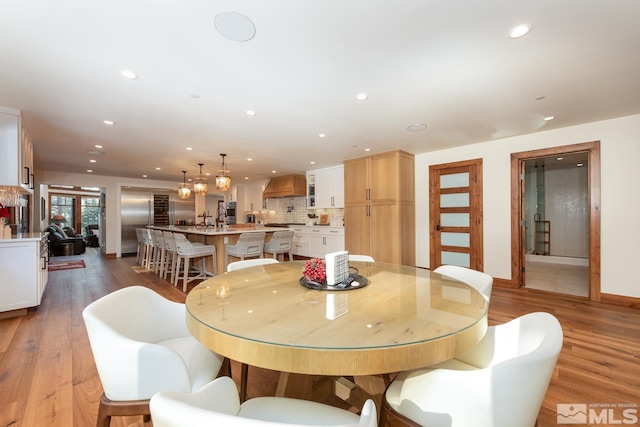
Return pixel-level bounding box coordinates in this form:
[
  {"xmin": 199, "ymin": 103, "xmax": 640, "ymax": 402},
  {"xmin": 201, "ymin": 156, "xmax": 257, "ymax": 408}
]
[
  {"xmin": 0, "ymin": 203, "xmax": 10, "ymax": 226},
  {"xmin": 303, "ymin": 258, "xmax": 327, "ymax": 284}
]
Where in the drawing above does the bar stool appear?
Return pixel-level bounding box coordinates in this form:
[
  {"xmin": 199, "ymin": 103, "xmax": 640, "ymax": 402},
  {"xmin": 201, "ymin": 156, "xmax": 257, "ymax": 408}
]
[
  {"xmin": 151, "ymin": 229, "xmax": 167, "ymax": 276},
  {"xmin": 263, "ymin": 230, "xmax": 294, "ymax": 261},
  {"xmin": 174, "ymin": 233, "xmax": 217, "ymax": 292},
  {"xmin": 135, "ymin": 228, "xmax": 145, "ymax": 265},
  {"xmin": 162, "ymin": 231, "xmax": 179, "ymax": 286},
  {"xmin": 140, "ymin": 228, "xmax": 154, "ymax": 270},
  {"xmin": 224, "ymin": 232, "xmax": 266, "ymax": 270}
]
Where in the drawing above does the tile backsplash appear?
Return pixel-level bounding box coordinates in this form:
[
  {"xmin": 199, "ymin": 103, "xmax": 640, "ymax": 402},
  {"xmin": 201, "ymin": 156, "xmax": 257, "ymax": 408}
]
[{"xmin": 262, "ymin": 197, "xmax": 344, "ymax": 226}]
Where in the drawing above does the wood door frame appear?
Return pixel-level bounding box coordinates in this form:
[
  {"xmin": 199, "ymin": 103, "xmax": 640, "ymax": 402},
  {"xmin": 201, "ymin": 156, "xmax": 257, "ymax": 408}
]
[
  {"xmin": 510, "ymin": 141, "xmax": 601, "ymax": 301},
  {"xmin": 429, "ymin": 158, "xmax": 483, "ymax": 270}
]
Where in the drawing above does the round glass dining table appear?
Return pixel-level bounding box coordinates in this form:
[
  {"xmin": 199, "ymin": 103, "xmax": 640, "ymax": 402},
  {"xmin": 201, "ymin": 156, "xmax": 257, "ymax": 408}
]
[{"xmin": 185, "ymin": 261, "xmax": 488, "ymax": 377}]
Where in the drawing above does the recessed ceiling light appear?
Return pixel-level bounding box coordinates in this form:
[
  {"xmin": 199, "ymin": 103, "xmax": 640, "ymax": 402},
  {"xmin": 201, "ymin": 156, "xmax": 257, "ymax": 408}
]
[
  {"xmin": 272, "ymin": 170, "xmax": 277, "ymax": 174},
  {"xmin": 365, "ymin": 148, "xmax": 371, "ymax": 152},
  {"xmin": 356, "ymin": 93, "xmax": 368, "ymax": 101},
  {"xmin": 246, "ymin": 110, "xmax": 257, "ymax": 116},
  {"xmin": 310, "ymin": 161, "xmax": 315, "ymax": 165},
  {"xmin": 318, "ymin": 133, "xmax": 326, "ymax": 138},
  {"xmin": 103, "ymin": 120, "xmax": 115, "ymax": 125},
  {"xmin": 142, "ymin": 174, "xmax": 148, "ymax": 178},
  {"xmin": 87, "ymin": 169, "xmax": 93, "ymax": 173},
  {"xmin": 557, "ymin": 157, "xmax": 564, "ymax": 161},
  {"xmin": 155, "ymin": 167, "xmax": 161, "ymax": 170},
  {"xmin": 509, "ymin": 24, "xmax": 532, "ymax": 39},
  {"xmin": 95, "ymin": 144, "xmax": 103, "ymax": 148},
  {"xmin": 244, "ymin": 177, "xmax": 249, "ymax": 180},
  {"xmin": 577, "ymin": 163, "xmax": 584, "ymax": 167},
  {"xmin": 407, "ymin": 123, "xmax": 427, "ymax": 131},
  {"xmin": 544, "ymin": 116, "xmax": 555, "ymax": 121},
  {"xmin": 214, "ymin": 11, "xmax": 256, "ymax": 42},
  {"xmin": 186, "ymin": 147, "xmax": 193, "ymax": 151},
  {"xmin": 121, "ymin": 70, "xmax": 138, "ymax": 80},
  {"xmin": 89, "ymin": 159, "xmax": 97, "ymax": 163}
]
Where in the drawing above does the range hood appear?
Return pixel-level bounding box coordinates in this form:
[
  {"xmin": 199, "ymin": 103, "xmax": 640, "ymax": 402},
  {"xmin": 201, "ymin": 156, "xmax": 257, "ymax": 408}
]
[{"xmin": 263, "ymin": 174, "xmax": 307, "ymax": 198}]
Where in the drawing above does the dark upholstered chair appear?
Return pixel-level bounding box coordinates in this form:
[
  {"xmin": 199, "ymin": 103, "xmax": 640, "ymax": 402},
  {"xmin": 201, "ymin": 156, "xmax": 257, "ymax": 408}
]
[
  {"xmin": 86, "ymin": 224, "xmax": 100, "ymax": 247},
  {"xmin": 46, "ymin": 224, "xmax": 86, "ymax": 256}
]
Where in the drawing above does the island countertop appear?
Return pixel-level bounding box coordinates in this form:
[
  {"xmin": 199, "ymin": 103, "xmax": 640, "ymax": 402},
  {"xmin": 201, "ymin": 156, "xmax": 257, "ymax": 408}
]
[
  {"xmin": 0, "ymin": 232, "xmax": 48, "ymax": 242},
  {"xmin": 148, "ymin": 225, "xmax": 285, "ymax": 236}
]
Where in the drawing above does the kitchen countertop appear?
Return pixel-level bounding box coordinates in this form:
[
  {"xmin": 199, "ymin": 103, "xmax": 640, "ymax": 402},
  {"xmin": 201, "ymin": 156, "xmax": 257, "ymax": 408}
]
[
  {"xmin": 0, "ymin": 232, "xmax": 48, "ymax": 242},
  {"xmin": 148, "ymin": 225, "xmax": 285, "ymax": 236}
]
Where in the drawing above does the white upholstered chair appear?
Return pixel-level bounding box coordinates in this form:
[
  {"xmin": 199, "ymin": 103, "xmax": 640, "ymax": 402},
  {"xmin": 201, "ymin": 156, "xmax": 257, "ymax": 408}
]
[
  {"xmin": 150, "ymin": 376, "xmax": 377, "ymax": 427},
  {"xmin": 82, "ymin": 286, "xmax": 228, "ymax": 427},
  {"xmin": 434, "ymin": 264, "xmax": 493, "ymax": 301},
  {"xmin": 225, "ymin": 232, "xmax": 266, "ymax": 268},
  {"xmin": 348, "ymin": 254, "xmax": 375, "ymax": 262},
  {"xmin": 380, "ymin": 312, "xmax": 563, "ymax": 427},
  {"xmin": 263, "ymin": 230, "xmax": 294, "ymax": 261},
  {"xmin": 173, "ymin": 233, "xmax": 217, "ymax": 292},
  {"xmin": 227, "ymin": 258, "xmax": 279, "ymax": 272}
]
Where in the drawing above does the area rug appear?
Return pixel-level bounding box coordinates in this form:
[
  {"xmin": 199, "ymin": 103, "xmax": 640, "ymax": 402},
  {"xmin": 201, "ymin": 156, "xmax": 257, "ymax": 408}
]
[
  {"xmin": 131, "ymin": 265, "xmax": 152, "ymax": 273},
  {"xmin": 48, "ymin": 260, "xmax": 86, "ymax": 272}
]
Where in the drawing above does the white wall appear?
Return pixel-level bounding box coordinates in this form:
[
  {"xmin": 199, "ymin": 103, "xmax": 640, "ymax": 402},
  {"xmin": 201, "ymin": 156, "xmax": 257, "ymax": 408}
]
[{"xmin": 416, "ymin": 113, "xmax": 640, "ymax": 299}]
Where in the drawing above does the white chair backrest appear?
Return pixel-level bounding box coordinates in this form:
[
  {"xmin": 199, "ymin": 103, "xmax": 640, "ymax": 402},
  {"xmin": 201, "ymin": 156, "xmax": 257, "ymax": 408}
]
[
  {"xmin": 141, "ymin": 228, "xmax": 152, "ymax": 245},
  {"xmin": 348, "ymin": 254, "xmax": 374, "ymax": 262},
  {"xmin": 229, "ymin": 232, "xmax": 267, "ymax": 256},
  {"xmin": 163, "ymin": 231, "xmax": 177, "ymax": 251},
  {"xmin": 264, "ymin": 230, "xmax": 294, "ymax": 251},
  {"xmin": 135, "ymin": 227, "xmax": 144, "ymax": 243},
  {"xmin": 152, "ymin": 229, "xmax": 165, "ymax": 247},
  {"xmin": 173, "ymin": 233, "xmax": 199, "ymax": 255},
  {"xmin": 82, "ymin": 286, "xmax": 192, "ymax": 401},
  {"xmin": 150, "ymin": 376, "xmax": 376, "ymax": 427},
  {"xmin": 227, "ymin": 258, "xmax": 279, "ymax": 272},
  {"xmin": 434, "ymin": 265, "xmax": 493, "ymax": 301}
]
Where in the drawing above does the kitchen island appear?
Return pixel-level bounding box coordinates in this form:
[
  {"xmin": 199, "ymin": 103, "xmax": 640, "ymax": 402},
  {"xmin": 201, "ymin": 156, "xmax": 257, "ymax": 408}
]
[
  {"xmin": 0, "ymin": 233, "xmax": 49, "ymax": 317},
  {"xmin": 148, "ymin": 225, "xmax": 286, "ymax": 274}
]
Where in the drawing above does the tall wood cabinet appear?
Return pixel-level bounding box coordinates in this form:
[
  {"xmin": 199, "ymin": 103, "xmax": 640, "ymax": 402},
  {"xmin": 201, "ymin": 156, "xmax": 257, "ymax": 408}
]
[{"xmin": 344, "ymin": 150, "xmax": 415, "ymax": 265}]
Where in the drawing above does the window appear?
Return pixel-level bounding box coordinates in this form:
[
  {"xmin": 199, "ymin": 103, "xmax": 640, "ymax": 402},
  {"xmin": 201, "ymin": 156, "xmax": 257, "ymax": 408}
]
[
  {"xmin": 50, "ymin": 195, "xmax": 75, "ymax": 225},
  {"xmin": 81, "ymin": 196, "xmax": 100, "ymax": 234}
]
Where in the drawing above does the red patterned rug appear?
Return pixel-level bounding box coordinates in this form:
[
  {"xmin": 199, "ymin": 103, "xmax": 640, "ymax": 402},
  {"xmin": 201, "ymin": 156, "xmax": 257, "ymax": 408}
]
[{"xmin": 48, "ymin": 260, "xmax": 86, "ymax": 271}]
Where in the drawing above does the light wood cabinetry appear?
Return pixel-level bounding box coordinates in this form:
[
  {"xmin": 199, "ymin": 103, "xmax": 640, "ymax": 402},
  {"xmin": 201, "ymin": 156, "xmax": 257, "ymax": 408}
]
[
  {"xmin": 0, "ymin": 107, "xmax": 34, "ymax": 191},
  {"xmin": 291, "ymin": 226, "xmax": 345, "ymax": 258},
  {"xmin": 307, "ymin": 165, "xmax": 344, "ymax": 209},
  {"xmin": 0, "ymin": 234, "xmax": 48, "ymax": 313},
  {"xmin": 344, "ymin": 150, "xmax": 415, "ymax": 265}
]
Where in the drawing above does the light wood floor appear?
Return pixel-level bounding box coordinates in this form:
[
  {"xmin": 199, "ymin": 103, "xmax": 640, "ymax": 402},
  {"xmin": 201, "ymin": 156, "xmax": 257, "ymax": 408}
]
[{"xmin": 1, "ymin": 252, "xmax": 639, "ymax": 427}]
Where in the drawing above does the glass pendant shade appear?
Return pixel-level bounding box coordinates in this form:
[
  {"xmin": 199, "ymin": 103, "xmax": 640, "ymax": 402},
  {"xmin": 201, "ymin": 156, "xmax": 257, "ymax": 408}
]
[
  {"xmin": 194, "ymin": 163, "xmax": 208, "ymax": 196},
  {"xmin": 178, "ymin": 170, "xmax": 191, "ymax": 199},
  {"xmin": 215, "ymin": 153, "xmax": 231, "ymax": 191}
]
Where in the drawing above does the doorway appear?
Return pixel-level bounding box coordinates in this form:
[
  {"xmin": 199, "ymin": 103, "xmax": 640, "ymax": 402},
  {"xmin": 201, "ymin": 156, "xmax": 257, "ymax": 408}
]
[{"xmin": 510, "ymin": 141, "xmax": 601, "ymax": 301}]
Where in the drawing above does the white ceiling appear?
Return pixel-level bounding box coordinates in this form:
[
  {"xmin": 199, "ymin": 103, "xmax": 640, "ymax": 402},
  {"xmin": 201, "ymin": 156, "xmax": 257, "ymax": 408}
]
[{"xmin": 1, "ymin": 0, "xmax": 639, "ymax": 186}]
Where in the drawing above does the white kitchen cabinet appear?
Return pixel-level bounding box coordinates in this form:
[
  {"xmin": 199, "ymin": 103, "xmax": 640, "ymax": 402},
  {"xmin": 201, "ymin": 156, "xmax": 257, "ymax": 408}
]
[
  {"xmin": 244, "ymin": 180, "xmax": 268, "ymax": 212},
  {"xmin": 0, "ymin": 107, "xmax": 33, "ymax": 191},
  {"xmin": 307, "ymin": 165, "xmax": 344, "ymax": 209},
  {"xmin": 0, "ymin": 234, "xmax": 49, "ymax": 313},
  {"xmin": 291, "ymin": 226, "xmax": 344, "ymax": 258}
]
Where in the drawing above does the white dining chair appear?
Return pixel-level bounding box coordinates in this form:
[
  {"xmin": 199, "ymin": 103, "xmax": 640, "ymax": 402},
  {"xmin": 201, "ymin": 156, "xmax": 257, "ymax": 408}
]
[
  {"xmin": 434, "ymin": 264, "xmax": 493, "ymax": 301},
  {"xmin": 82, "ymin": 286, "xmax": 228, "ymax": 427},
  {"xmin": 150, "ymin": 376, "xmax": 377, "ymax": 427},
  {"xmin": 380, "ymin": 312, "xmax": 563, "ymax": 427},
  {"xmin": 348, "ymin": 254, "xmax": 374, "ymax": 262},
  {"xmin": 227, "ymin": 258, "xmax": 279, "ymax": 272}
]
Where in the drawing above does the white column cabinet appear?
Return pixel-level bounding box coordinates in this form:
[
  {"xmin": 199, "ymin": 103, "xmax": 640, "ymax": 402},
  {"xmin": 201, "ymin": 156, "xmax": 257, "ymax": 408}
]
[
  {"xmin": 244, "ymin": 180, "xmax": 268, "ymax": 212},
  {"xmin": 307, "ymin": 166, "xmax": 344, "ymax": 209}
]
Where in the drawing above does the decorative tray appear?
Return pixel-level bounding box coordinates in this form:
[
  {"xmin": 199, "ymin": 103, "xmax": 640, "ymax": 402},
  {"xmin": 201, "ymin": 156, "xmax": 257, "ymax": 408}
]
[{"xmin": 299, "ymin": 274, "xmax": 368, "ymax": 291}]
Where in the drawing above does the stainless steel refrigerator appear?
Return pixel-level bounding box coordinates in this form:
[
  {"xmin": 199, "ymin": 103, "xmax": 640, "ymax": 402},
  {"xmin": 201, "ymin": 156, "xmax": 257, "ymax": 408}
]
[{"xmin": 120, "ymin": 188, "xmax": 195, "ymax": 256}]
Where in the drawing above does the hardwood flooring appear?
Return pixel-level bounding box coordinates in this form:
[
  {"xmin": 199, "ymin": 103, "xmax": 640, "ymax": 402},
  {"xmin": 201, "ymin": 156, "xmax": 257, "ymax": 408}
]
[{"xmin": 1, "ymin": 252, "xmax": 639, "ymax": 427}]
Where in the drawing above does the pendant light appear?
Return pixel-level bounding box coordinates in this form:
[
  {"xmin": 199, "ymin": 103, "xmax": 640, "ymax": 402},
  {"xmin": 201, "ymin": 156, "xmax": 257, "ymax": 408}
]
[
  {"xmin": 193, "ymin": 163, "xmax": 208, "ymax": 195},
  {"xmin": 215, "ymin": 153, "xmax": 231, "ymax": 192},
  {"xmin": 177, "ymin": 170, "xmax": 191, "ymax": 199}
]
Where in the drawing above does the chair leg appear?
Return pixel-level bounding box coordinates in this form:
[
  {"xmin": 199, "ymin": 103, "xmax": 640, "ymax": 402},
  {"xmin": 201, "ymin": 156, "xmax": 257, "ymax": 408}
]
[
  {"xmin": 182, "ymin": 258, "xmax": 190, "ymax": 292},
  {"xmin": 240, "ymin": 363, "xmax": 249, "ymax": 403},
  {"xmin": 96, "ymin": 392, "xmax": 150, "ymax": 427}
]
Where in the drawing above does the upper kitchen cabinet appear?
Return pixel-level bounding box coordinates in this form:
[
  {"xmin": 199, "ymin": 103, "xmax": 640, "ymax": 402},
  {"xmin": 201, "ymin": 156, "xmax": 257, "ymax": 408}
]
[
  {"xmin": 0, "ymin": 107, "xmax": 34, "ymax": 192},
  {"xmin": 244, "ymin": 180, "xmax": 268, "ymax": 212},
  {"xmin": 307, "ymin": 165, "xmax": 344, "ymax": 209},
  {"xmin": 344, "ymin": 150, "xmax": 415, "ymax": 265}
]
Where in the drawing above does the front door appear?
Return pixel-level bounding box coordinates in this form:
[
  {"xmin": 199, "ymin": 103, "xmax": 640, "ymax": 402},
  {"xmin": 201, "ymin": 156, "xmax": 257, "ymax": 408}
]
[{"xmin": 429, "ymin": 159, "xmax": 483, "ymax": 270}]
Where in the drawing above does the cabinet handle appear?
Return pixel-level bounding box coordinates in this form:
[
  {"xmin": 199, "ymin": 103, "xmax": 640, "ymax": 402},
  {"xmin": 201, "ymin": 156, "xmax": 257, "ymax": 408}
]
[
  {"xmin": 331, "ymin": 196, "xmax": 334, "ymax": 206},
  {"xmin": 24, "ymin": 166, "xmax": 30, "ymax": 186},
  {"xmin": 30, "ymin": 173, "xmax": 35, "ymax": 189},
  {"xmin": 323, "ymin": 237, "xmax": 326, "ymax": 245}
]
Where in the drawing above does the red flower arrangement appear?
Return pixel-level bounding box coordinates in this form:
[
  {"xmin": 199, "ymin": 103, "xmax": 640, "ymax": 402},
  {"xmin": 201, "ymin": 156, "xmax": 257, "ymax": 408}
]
[
  {"xmin": 0, "ymin": 203, "xmax": 10, "ymax": 225},
  {"xmin": 303, "ymin": 258, "xmax": 327, "ymax": 284}
]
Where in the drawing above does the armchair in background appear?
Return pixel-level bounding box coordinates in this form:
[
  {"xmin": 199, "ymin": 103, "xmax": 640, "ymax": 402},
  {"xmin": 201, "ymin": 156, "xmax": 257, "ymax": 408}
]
[
  {"xmin": 45, "ymin": 224, "xmax": 86, "ymax": 256},
  {"xmin": 86, "ymin": 224, "xmax": 100, "ymax": 247}
]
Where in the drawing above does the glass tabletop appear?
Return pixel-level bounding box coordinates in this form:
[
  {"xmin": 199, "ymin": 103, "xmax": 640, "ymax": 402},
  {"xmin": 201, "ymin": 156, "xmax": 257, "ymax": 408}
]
[{"xmin": 186, "ymin": 261, "xmax": 487, "ymax": 351}]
